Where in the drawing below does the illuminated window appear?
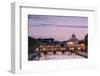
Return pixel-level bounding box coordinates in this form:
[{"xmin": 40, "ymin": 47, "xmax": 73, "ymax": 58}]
[{"xmin": 69, "ymin": 42, "xmax": 73, "ymax": 44}]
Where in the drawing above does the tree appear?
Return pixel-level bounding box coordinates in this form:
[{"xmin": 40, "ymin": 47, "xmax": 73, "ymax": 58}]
[
  {"xmin": 28, "ymin": 36, "xmax": 40, "ymax": 49},
  {"xmin": 84, "ymin": 34, "xmax": 88, "ymax": 53}
]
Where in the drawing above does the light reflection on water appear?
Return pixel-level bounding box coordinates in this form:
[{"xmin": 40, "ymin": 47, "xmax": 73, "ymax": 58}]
[{"xmin": 32, "ymin": 52, "xmax": 84, "ymax": 60}]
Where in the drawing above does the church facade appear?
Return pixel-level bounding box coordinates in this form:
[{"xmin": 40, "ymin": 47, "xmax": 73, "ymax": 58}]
[{"xmin": 66, "ymin": 33, "xmax": 80, "ymax": 51}]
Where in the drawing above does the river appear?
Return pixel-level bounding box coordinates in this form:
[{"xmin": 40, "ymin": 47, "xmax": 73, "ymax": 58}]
[{"xmin": 33, "ymin": 51, "xmax": 85, "ymax": 60}]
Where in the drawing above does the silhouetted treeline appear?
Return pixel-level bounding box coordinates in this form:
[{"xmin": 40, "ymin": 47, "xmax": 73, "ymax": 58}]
[{"xmin": 28, "ymin": 36, "xmax": 58, "ymax": 49}]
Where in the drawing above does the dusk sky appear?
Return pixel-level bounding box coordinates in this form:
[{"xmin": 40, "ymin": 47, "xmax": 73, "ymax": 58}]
[{"xmin": 28, "ymin": 15, "xmax": 88, "ymax": 41}]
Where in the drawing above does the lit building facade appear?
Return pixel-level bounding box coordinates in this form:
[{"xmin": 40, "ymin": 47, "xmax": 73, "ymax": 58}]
[{"xmin": 66, "ymin": 33, "xmax": 79, "ymax": 50}]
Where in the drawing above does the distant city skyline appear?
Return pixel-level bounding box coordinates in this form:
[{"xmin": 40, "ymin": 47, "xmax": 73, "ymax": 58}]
[{"xmin": 28, "ymin": 15, "xmax": 88, "ymax": 41}]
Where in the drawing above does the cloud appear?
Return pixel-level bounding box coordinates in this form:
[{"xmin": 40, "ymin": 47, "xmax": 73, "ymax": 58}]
[{"xmin": 28, "ymin": 15, "xmax": 88, "ymax": 27}]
